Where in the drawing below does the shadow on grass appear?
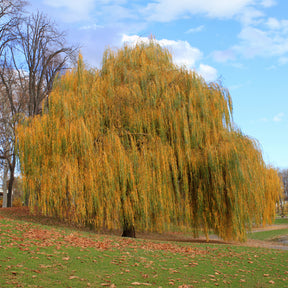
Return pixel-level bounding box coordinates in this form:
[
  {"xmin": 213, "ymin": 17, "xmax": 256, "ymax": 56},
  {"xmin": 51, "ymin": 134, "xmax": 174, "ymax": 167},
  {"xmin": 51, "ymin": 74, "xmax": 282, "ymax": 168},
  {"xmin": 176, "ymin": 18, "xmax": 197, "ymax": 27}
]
[
  {"xmin": 3, "ymin": 206, "xmax": 288, "ymax": 250},
  {"xmin": 0, "ymin": 206, "xmax": 232, "ymax": 245}
]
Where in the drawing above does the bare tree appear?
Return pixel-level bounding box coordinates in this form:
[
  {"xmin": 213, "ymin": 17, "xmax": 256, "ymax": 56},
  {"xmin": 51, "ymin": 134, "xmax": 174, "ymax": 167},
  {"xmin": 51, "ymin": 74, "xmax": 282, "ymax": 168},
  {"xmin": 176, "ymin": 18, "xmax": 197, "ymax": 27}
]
[
  {"xmin": 282, "ymin": 169, "xmax": 288, "ymax": 199},
  {"xmin": 0, "ymin": 0, "xmax": 26, "ymax": 207},
  {"xmin": 0, "ymin": 8, "xmax": 77, "ymax": 207},
  {"xmin": 0, "ymin": 53, "xmax": 27, "ymax": 207},
  {"xmin": 278, "ymin": 169, "xmax": 288, "ymax": 217},
  {"xmin": 0, "ymin": 0, "xmax": 26, "ymax": 56},
  {"xmin": 16, "ymin": 11, "xmax": 77, "ymax": 116}
]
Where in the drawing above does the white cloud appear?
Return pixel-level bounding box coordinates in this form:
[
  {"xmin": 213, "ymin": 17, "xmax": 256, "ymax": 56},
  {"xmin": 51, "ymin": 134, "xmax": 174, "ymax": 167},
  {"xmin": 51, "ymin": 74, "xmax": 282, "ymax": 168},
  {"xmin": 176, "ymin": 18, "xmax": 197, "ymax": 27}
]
[
  {"xmin": 261, "ymin": 0, "xmax": 277, "ymax": 8},
  {"xmin": 143, "ymin": 0, "xmax": 255, "ymax": 22},
  {"xmin": 235, "ymin": 26, "xmax": 273, "ymax": 57},
  {"xmin": 278, "ymin": 57, "xmax": 288, "ymax": 65},
  {"xmin": 185, "ymin": 25, "xmax": 205, "ymax": 34},
  {"xmin": 273, "ymin": 112, "xmax": 285, "ymax": 122},
  {"xmin": 198, "ymin": 64, "xmax": 218, "ymax": 82},
  {"xmin": 42, "ymin": 0, "xmax": 137, "ymax": 24},
  {"xmin": 212, "ymin": 49, "xmax": 236, "ymax": 63},
  {"xmin": 237, "ymin": 6, "xmax": 264, "ymax": 26},
  {"xmin": 213, "ymin": 20, "xmax": 288, "ymax": 61},
  {"xmin": 236, "ymin": 26, "xmax": 288, "ymax": 58},
  {"xmin": 266, "ymin": 17, "xmax": 288, "ymax": 31},
  {"xmin": 266, "ymin": 17, "xmax": 281, "ymax": 29},
  {"xmin": 100, "ymin": 4, "xmax": 138, "ymax": 22},
  {"xmin": 80, "ymin": 24, "xmax": 104, "ymax": 30},
  {"xmin": 122, "ymin": 35, "xmax": 203, "ymax": 68},
  {"xmin": 121, "ymin": 35, "xmax": 218, "ymax": 82},
  {"xmin": 43, "ymin": 0, "xmax": 94, "ymax": 12},
  {"xmin": 43, "ymin": 0, "xmax": 95, "ymax": 21},
  {"xmin": 259, "ymin": 112, "xmax": 285, "ymax": 123}
]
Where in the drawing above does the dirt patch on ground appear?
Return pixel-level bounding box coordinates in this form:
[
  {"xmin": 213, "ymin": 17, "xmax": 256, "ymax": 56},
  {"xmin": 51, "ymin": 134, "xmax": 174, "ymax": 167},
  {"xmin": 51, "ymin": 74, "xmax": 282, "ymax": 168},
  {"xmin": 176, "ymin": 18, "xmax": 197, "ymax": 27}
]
[
  {"xmin": 240, "ymin": 239, "xmax": 288, "ymax": 250},
  {"xmin": 252, "ymin": 224, "xmax": 288, "ymax": 232},
  {"xmin": 0, "ymin": 206, "xmax": 30, "ymax": 217}
]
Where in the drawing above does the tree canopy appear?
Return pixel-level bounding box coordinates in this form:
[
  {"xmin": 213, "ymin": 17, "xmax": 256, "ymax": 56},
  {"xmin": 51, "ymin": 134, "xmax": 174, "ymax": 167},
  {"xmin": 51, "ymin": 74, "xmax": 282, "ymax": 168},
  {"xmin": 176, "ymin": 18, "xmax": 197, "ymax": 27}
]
[{"xmin": 17, "ymin": 41, "xmax": 282, "ymax": 241}]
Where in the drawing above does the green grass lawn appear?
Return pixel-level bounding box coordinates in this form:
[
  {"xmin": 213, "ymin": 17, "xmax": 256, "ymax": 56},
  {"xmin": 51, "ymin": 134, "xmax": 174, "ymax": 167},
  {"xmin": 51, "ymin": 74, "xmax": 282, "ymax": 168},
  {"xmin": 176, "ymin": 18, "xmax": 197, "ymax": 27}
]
[
  {"xmin": 247, "ymin": 217, "xmax": 288, "ymax": 242},
  {"xmin": 0, "ymin": 209, "xmax": 288, "ymax": 287},
  {"xmin": 248, "ymin": 228, "xmax": 288, "ymax": 241},
  {"xmin": 274, "ymin": 218, "xmax": 288, "ymax": 225}
]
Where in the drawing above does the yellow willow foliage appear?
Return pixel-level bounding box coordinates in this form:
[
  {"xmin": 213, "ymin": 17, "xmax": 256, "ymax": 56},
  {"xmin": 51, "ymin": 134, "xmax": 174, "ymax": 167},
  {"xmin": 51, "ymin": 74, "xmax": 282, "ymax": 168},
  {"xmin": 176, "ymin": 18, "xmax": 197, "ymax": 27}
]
[{"xmin": 17, "ymin": 42, "xmax": 281, "ymax": 241}]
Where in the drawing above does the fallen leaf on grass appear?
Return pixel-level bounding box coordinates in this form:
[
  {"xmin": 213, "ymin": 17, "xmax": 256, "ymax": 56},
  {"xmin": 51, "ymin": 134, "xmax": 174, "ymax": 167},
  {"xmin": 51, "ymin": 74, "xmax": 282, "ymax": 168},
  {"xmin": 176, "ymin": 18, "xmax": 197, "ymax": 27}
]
[
  {"xmin": 32, "ymin": 270, "xmax": 41, "ymax": 273},
  {"xmin": 131, "ymin": 282, "xmax": 152, "ymax": 286},
  {"xmin": 269, "ymin": 280, "xmax": 275, "ymax": 284},
  {"xmin": 169, "ymin": 269, "xmax": 178, "ymax": 274},
  {"xmin": 39, "ymin": 264, "xmax": 52, "ymax": 268},
  {"xmin": 69, "ymin": 276, "xmax": 79, "ymax": 279}
]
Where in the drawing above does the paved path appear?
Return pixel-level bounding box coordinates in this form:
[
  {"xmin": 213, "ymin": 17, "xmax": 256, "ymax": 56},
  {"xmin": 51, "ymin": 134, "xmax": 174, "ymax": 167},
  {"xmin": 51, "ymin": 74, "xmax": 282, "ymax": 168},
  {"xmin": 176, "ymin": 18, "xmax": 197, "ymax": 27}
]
[{"xmin": 139, "ymin": 224, "xmax": 288, "ymax": 251}]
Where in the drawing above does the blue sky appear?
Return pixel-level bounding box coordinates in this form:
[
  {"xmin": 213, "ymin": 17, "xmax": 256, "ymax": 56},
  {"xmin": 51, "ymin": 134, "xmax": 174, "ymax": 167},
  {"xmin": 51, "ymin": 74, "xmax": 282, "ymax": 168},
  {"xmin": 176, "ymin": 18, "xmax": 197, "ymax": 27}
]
[{"xmin": 28, "ymin": 0, "xmax": 288, "ymax": 169}]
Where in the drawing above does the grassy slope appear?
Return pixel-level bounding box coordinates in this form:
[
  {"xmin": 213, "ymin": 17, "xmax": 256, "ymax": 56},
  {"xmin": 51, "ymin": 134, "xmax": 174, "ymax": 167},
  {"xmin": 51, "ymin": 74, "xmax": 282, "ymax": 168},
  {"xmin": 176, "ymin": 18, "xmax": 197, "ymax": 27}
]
[
  {"xmin": 274, "ymin": 218, "xmax": 288, "ymax": 225},
  {"xmin": 248, "ymin": 218, "xmax": 288, "ymax": 241},
  {"xmin": 0, "ymin": 208, "xmax": 288, "ymax": 288},
  {"xmin": 248, "ymin": 229, "xmax": 288, "ymax": 241}
]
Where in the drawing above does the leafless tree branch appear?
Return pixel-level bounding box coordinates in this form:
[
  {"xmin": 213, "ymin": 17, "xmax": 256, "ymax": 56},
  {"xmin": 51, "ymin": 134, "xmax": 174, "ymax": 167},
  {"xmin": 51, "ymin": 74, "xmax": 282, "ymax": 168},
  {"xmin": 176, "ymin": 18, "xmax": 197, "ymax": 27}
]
[{"xmin": 0, "ymin": 4, "xmax": 78, "ymax": 207}]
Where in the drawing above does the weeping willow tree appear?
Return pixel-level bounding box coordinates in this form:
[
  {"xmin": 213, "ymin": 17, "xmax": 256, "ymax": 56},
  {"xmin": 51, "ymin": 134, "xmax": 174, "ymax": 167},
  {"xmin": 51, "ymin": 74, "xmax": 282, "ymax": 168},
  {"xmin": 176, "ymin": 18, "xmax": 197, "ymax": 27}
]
[{"xmin": 17, "ymin": 41, "xmax": 282, "ymax": 241}]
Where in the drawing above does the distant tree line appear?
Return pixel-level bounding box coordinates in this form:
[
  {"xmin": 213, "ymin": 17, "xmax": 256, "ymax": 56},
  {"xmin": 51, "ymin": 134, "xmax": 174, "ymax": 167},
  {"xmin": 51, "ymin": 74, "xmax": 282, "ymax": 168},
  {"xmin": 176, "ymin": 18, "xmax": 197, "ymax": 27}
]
[
  {"xmin": 278, "ymin": 169, "xmax": 288, "ymax": 217},
  {"xmin": 0, "ymin": 0, "xmax": 77, "ymax": 207}
]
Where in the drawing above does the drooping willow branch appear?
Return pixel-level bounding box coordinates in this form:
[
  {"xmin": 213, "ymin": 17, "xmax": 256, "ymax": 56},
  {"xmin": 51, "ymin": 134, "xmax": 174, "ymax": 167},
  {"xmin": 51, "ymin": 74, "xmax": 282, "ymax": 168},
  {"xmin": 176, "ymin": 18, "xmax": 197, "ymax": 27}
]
[{"xmin": 17, "ymin": 41, "xmax": 282, "ymax": 241}]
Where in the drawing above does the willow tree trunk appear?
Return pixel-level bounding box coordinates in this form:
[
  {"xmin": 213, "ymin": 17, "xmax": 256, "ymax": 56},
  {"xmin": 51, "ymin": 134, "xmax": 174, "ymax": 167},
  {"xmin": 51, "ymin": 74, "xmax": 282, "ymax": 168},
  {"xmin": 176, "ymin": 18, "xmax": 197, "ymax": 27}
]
[{"xmin": 121, "ymin": 217, "xmax": 136, "ymax": 238}]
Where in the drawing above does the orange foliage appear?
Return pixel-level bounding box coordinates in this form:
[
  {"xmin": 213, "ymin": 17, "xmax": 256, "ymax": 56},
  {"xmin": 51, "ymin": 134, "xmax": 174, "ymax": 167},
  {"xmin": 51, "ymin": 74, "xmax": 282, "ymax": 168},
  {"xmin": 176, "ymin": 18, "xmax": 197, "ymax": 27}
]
[{"xmin": 17, "ymin": 42, "xmax": 282, "ymax": 241}]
